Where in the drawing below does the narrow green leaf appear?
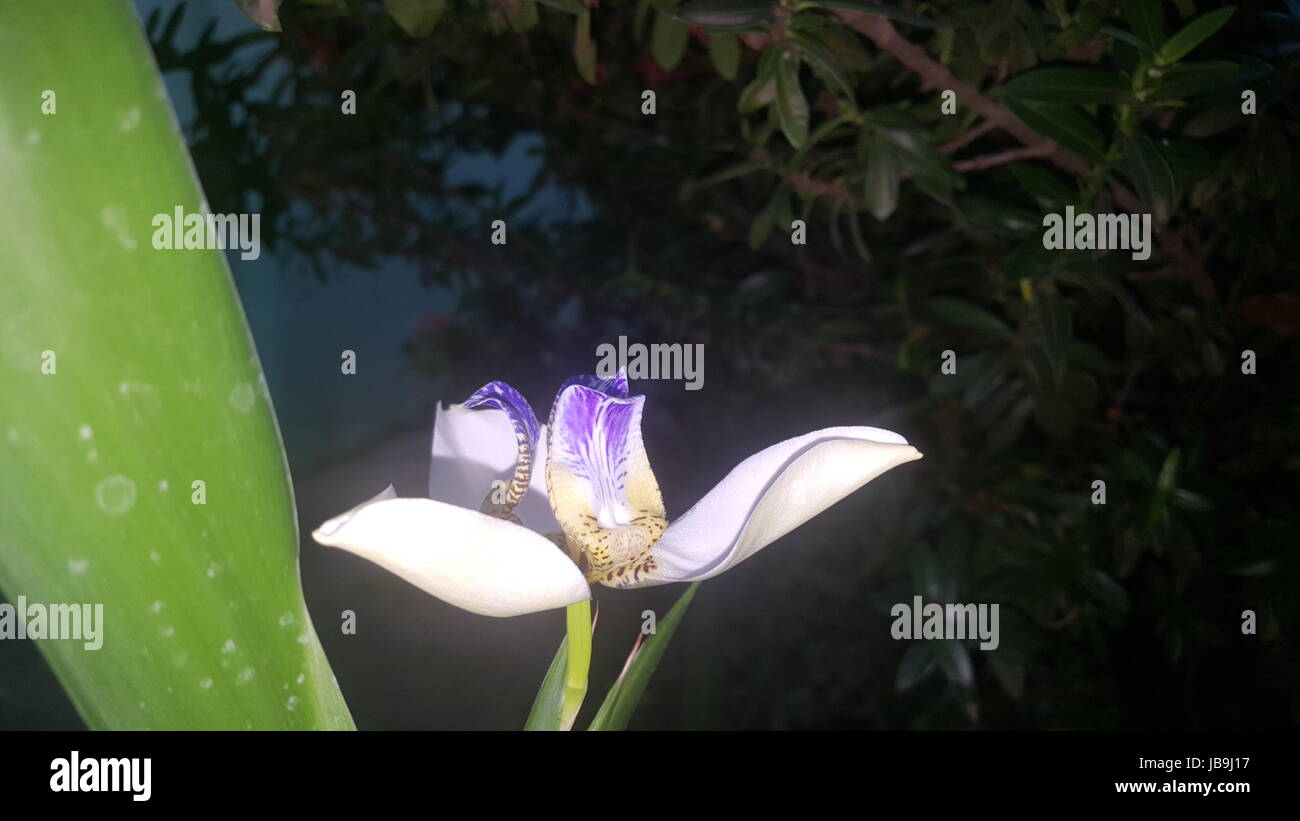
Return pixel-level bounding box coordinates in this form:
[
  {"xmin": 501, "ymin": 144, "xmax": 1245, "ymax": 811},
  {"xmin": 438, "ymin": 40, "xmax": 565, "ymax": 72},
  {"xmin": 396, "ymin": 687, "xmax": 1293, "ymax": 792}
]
[
  {"xmin": 652, "ymin": 11, "xmax": 690, "ymax": 71},
  {"xmin": 523, "ymin": 635, "xmax": 570, "ymax": 730},
  {"xmin": 928, "ymin": 298, "xmax": 1014, "ymax": 340},
  {"xmin": 1147, "ymin": 60, "xmax": 1260, "ymax": 100},
  {"xmin": 1122, "ymin": 132, "xmax": 1176, "ymax": 223},
  {"xmin": 1156, "ymin": 7, "xmax": 1235, "ymax": 65},
  {"xmin": 1148, "ymin": 447, "xmax": 1182, "ymax": 527},
  {"xmin": 707, "ymin": 32, "xmax": 741, "ymax": 80},
  {"xmin": 1000, "ymin": 67, "xmax": 1132, "ymax": 105},
  {"xmin": 1004, "ymin": 99, "xmax": 1106, "ymax": 162},
  {"xmin": 588, "ymin": 583, "xmax": 699, "ymax": 731},
  {"xmin": 675, "ymin": 0, "xmax": 776, "ymax": 31},
  {"xmin": 384, "ymin": 0, "xmax": 447, "ymax": 38},
  {"xmin": 1009, "ymin": 162, "xmax": 1078, "ymax": 205},
  {"xmin": 774, "ymin": 53, "xmax": 809, "ymax": 149},
  {"xmin": 1125, "ymin": 0, "xmax": 1166, "ymax": 48},
  {"xmin": 863, "ymin": 141, "xmax": 900, "ymax": 220},
  {"xmin": 0, "ymin": 0, "xmax": 353, "ymax": 729}
]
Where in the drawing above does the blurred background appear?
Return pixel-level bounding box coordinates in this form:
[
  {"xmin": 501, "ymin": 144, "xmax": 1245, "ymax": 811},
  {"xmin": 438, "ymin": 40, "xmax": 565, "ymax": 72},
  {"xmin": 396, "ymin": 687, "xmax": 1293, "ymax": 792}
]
[{"xmin": 2, "ymin": 0, "xmax": 1297, "ymax": 729}]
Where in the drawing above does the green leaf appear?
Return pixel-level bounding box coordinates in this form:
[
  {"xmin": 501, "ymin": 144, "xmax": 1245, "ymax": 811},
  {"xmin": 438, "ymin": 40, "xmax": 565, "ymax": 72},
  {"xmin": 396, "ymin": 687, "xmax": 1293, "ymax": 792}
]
[
  {"xmin": 523, "ymin": 601, "xmax": 591, "ymax": 730},
  {"xmin": 0, "ymin": 0, "xmax": 353, "ymax": 729},
  {"xmin": 574, "ymin": 11, "xmax": 598, "ymax": 84},
  {"xmin": 1000, "ymin": 67, "xmax": 1132, "ymax": 105},
  {"xmin": 1010, "ymin": 162, "xmax": 1078, "ymax": 205},
  {"xmin": 1122, "ymin": 132, "xmax": 1176, "ymax": 223},
  {"xmin": 1125, "ymin": 0, "xmax": 1166, "ymax": 48},
  {"xmin": 738, "ymin": 75, "xmax": 776, "ymax": 113},
  {"xmin": 384, "ymin": 0, "xmax": 447, "ymax": 38},
  {"xmin": 1004, "ymin": 99, "xmax": 1106, "ymax": 162},
  {"xmin": 928, "ymin": 298, "xmax": 1014, "ymax": 340},
  {"xmin": 809, "ymin": 0, "xmax": 946, "ymax": 29},
  {"xmin": 588, "ymin": 583, "xmax": 699, "ymax": 730},
  {"xmin": 652, "ymin": 11, "xmax": 690, "ymax": 71},
  {"xmin": 863, "ymin": 140, "xmax": 900, "ymax": 220},
  {"xmin": 675, "ymin": 0, "xmax": 775, "ymax": 31},
  {"xmin": 773, "ymin": 53, "xmax": 809, "ymax": 149},
  {"xmin": 707, "ymin": 32, "xmax": 741, "ymax": 80},
  {"xmin": 1156, "ymin": 6, "xmax": 1234, "ymax": 66},
  {"xmin": 523, "ymin": 635, "xmax": 572, "ymax": 730},
  {"xmin": 789, "ymin": 30, "xmax": 857, "ymax": 102},
  {"xmin": 1147, "ymin": 60, "xmax": 1259, "ymax": 100}
]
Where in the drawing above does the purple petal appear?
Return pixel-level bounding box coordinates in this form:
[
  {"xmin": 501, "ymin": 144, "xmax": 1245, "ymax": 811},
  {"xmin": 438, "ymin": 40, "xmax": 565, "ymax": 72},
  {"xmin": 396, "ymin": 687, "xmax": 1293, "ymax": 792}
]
[
  {"xmin": 557, "ymin": 370, "xmax": 628, "ymax": 399},
  {"xmin": 462, "ymin": 381, "xmax": 540, "ymax": 450}
]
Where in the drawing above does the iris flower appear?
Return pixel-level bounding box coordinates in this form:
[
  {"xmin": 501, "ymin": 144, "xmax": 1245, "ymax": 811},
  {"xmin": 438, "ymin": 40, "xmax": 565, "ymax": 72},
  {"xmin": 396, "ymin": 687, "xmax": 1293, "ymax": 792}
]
[{"xmin": 312, "ymin": 374, "xmax": 921, "ymax": 617}]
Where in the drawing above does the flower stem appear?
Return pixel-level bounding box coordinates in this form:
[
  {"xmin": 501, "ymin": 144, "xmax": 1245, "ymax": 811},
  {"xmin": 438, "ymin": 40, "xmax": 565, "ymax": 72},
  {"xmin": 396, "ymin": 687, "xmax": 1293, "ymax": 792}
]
[{"xmin": 559, "ymin": 600, "xmax": 592, "ymax": 730}]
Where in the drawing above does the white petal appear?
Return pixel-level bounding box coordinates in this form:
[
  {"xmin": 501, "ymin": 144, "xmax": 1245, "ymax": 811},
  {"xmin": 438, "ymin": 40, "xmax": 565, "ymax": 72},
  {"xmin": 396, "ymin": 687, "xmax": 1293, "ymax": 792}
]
[
  {"xmin": 313, "ymin": 495, "xmax": 589, "ymax": 617},
  {"xmin": 430, "ymin": 403, "xmax": 558, "ymax": 533},
  {"xmin": 629, "ymin": 427, "xmax": 921, "ymax": 586}
]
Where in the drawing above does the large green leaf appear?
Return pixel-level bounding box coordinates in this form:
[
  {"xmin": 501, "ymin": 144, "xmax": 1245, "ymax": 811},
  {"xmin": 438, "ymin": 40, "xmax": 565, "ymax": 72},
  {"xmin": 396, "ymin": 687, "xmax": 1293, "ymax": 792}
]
[
  {"xmin": 588, "ymin": 583, "xmax": 698, "ymax": 730},
  {"xmin": 1000, "ymin": 67, "xmax": 1132, "ymax": 105},
  {"xmin": 0, "ymin": 0, "xmax": 353, "ymax": 729},
  {"xmin": 652, "ymin": 10, "xmax": 690, "ymax": 71},
  {"xmin": 1004, "ymin": 99, "xmax": 1106, "ymax": 162}
]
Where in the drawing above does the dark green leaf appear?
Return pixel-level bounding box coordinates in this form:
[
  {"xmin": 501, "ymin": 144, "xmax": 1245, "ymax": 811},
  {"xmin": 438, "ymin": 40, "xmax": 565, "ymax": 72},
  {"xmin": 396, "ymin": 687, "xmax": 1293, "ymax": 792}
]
[
  {"xmin": 1004, "ymin": 99, "xmax": 1106, "ymax": 162},
  {"xmin": 1125, "ymin": 0, "xmax": 1166, "ymax": 48},
  {"xmin": 789, "ymin": 31, "xmax": 856, "ymax": 102},
  {"xmin": 574, "ymin": 11, "xmax": 598, "ymax": 84},
  {"xmin": 1001, "ymin": 67, "xmax": 1132, "ymax": 105},
  {"xmin": 1123, "ymin": 132, "xmax": 1176, "ymax": 223},
  {"xmin": 588, "ymin": 583, "xmax": 699, "ymax": 730},
  {"xmin": 928, "ymin": 297, "xmax": 1014, "ymax": 340}
]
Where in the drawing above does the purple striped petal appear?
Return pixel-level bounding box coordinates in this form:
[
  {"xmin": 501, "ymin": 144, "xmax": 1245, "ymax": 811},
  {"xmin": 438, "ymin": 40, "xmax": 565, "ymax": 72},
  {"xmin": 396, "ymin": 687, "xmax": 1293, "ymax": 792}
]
[
  {"xmin": 557, "ymin": 370, "xmax": 629, "ymax": 399},
  {"xmin": 461, "ymin": 381, "xmax": 541, "ymax": 512},
  {"xmin": 545, "ymin": 382, "xmax": 666, "ymax": 584}
]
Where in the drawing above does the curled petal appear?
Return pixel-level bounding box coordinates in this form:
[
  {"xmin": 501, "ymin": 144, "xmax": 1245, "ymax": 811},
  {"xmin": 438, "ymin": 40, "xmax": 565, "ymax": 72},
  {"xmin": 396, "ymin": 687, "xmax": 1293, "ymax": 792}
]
[
  {"xmin": 546, "ymin": 383, "xmax": 666, "ymax": 582},
  {"xmin": 430, "ymin": 403, "xmax": 557, "ymax": 533},
  {"xmin": 618, "ymin": 427, "xmax": 921, "ymax": 587},
  {"xmin": 312, "ymin": 494, "xmax": 590, "ymax": 617},
  {"xmin": 557, "ymin": 370, "xmax": 629, "ymax": 399},
  {"xmin": 461, "ymin": 381, "xmax": 541, "ymax": 513}
]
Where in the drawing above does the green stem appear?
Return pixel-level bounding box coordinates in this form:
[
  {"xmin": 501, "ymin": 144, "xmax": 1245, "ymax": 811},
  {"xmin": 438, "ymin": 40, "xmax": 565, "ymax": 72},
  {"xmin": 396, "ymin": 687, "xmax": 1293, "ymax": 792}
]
[{"xmin": 559, "ymin": 600, "xmax": 592, "ymax": 730}]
